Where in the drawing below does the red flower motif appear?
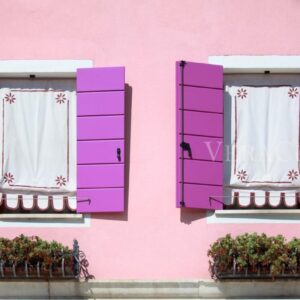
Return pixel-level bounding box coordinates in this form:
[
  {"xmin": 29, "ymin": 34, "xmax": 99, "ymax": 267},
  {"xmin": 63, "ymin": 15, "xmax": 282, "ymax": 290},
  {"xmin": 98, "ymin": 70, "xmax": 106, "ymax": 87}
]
[
  {"xmin": 288, "ymin": 169, "xmax": 299, "ymax": 181},
  {"xmin": 4, "ymin": 93, "xmax": 16, "ymax": 104},
  {"xmin": 237, "ymin": 170, "xmax": 247, "ymax": 181},
  {"xmin": 55, "ymin": 93, "xmax": 66, "ymax": 104},
  {"xmin": 3, "ymin": 172, "xmax": 14, "ymax": 184},
  {"xmin": 56, "ymin": 175, "xmax": 66, "ymax": 187},
  {"xmin": 237, "ymin": 88, "xmax": 248, "ymax": 99},
  {"xmin": 288, "ymin": 87, "xmax": 299, "ymax": 99}
]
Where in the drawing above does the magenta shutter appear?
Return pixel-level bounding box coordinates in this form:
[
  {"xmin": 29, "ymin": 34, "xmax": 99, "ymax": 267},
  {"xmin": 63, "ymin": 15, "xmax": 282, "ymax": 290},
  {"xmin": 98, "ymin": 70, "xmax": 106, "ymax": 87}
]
[
  {"xmin": 176, "ymin": 61, "xmax": 223, "ymax": 209},
  {"xmin": 77, "ymin": 67, "xmax": 125, "ymax": 212}
]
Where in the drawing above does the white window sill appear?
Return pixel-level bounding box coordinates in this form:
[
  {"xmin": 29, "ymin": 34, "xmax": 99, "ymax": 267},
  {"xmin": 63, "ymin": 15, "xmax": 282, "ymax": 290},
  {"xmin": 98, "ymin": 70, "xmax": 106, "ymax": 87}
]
[
  {"xmin": 207, "ymin": 209, "xmax": 300, "ymax": 224},
  {"xmin": 215, "ymin": 209, "xmax": 300, "ymax": 216},
  {"xmin": 0, "ymin": 213, "xmax": 90, "ymax": 227},
  {"xmin": 0, "ymin": 213, "xmax": 83, "ymax": 220}
]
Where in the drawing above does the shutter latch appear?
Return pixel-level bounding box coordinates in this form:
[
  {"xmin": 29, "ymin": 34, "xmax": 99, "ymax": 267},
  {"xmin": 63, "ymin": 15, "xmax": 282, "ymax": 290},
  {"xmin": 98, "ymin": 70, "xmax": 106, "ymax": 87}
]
[
  {"xmin": 180, "ymin": 142, "xmax": 192, "ymax": 158},
  {"xmin": 117, "ymin": 148, "xmax": 121, "ymax": 162}
]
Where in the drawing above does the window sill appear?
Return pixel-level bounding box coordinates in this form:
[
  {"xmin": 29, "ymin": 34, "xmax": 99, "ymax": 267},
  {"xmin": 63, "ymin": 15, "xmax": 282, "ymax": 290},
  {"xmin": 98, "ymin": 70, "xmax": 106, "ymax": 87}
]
[
  {"xmin": 215, "ymin": 209, "xmax": 300, "ymax": 216},
  {"xmin": 0, "ymin": 213, "xmax": 83, "ymax": 220},
  {"xmin": 207, "ymin": 209, "xmax": 300, "ymax": 224}
]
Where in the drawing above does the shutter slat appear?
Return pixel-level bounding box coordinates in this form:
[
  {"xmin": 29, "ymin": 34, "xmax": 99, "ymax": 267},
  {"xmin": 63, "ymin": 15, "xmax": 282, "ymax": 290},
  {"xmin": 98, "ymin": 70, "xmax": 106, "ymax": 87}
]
[
  {"xmin": 77, "ymin": 116, "xmax": 124, "ymax": 140},
  {"xmin": 180, "ymin": 87, "xmax": 223, "ymax": 113},
  {"xmin": 178, "ymin": 136, "xmax": 223, "ymax": 161},
  {"xmin": 77, "ymin": 188, "xmax": 124, "ymax": 212},
  {"xmin": 181, "ymin": 111, "xmax": 223, "ymax": 137},
  {"xmin": 181, "ymin": 62, "xmax": 223, "ymax": 89},
  {"xmin": 77, "ymin": 91, "xmax": 125, "ymax": 116},
  {"xmin": 176, "ymin": 61, "xmax": 224, "ymax": 210},
  {"xmin": 78, "ymin": 140, "xmax": 124, "ymax": 164},
  {"xmin": 78, "ymin": 165, "xmax": 124, "ymax": 188},
  {"xmin": 183, "ymin": 184, "xmax": 223, "ymax": 209},
  {"xmin": 77, "ymin": 66, "xmax": 125, "ymax": 213},
  {"xmin": 77, "ymin": 67, "xmax": 125, "ymax": 92},
  {"xmin": 182, "ymin": 160, "xmax": 223, "ymax": 185}
]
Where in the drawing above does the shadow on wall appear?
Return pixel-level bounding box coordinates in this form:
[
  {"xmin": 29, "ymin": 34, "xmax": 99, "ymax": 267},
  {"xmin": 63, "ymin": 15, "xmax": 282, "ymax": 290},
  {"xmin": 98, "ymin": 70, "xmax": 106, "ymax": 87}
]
[
  {"xmin": 180, "ymin": 208, "xmax": 207, "ymax": 224},
  {"xmin": 92, "ymin": 84, "xmax": 132, "ymax": 221}
]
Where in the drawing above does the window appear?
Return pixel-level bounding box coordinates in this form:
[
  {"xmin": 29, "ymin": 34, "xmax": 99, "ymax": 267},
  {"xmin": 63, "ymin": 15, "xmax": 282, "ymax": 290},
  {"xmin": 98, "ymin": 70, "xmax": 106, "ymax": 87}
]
[
  {"xmin": 224, "ymin": 74, "xmax": 300, "ymax": 209},
  {"xmin": 0, "ymin": 78, "xmax": 76, "ymax": 213},
  {"xmin": 0, "ymin": 60, "xmax": 126, "ymax": 216}
]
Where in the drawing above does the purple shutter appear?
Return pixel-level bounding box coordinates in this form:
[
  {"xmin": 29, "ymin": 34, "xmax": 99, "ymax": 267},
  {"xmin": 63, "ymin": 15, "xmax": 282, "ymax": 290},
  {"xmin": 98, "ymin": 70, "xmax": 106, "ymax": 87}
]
[
  {"xmin": 176, "ymin": 61, "xmax": 223, "ymax": 209},
  {"xmin": 77, "ymin": 67, "xmax": 125, "ymax": 212}
]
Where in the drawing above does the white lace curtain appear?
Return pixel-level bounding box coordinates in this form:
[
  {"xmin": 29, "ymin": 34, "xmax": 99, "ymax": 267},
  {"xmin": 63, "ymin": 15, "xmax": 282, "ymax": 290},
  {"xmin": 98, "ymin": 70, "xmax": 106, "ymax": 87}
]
[
  {"xmin": 229, "ymin": 86, "xmax": 300, "ymax": 188},
  {"xmin": 0, "ymin": 80, "xmax": 76, "ymax": 196}
]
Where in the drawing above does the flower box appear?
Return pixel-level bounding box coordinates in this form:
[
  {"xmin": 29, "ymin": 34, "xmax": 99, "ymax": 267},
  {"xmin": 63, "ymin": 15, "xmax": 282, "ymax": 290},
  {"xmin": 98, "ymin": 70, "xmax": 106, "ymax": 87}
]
[
  {"xmin": 208, "ymin": 233, "xmax": 300, "ymax": 280},
  {"xmin": 0, "ymin": 235, "xmax": 83, "ymax": 279}
]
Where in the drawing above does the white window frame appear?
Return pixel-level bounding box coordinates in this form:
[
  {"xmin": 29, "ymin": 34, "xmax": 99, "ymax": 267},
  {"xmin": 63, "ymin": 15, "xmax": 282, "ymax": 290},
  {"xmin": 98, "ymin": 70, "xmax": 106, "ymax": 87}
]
[
  {"xmin": 207, "ymin": 55, "xmax": 300, "ymax": 223},
  {"xmin": 0, "ymin": 60, "xmax": 93, "ymax": 226},
  {"xmin": 209, "ymin": 55, "xmax": 300, "ymax": 74},
  {"xmin": 0, "ymin": 60, "xmax": 92, "ymax": 78}
]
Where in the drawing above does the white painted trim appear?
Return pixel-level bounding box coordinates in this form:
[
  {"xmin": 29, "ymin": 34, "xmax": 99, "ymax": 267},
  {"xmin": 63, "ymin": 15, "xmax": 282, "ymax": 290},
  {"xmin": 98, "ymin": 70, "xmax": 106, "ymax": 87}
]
[
  {"xmin": 0, "ymin": 214, "xmax": 91, "ymax": 228},
  {"xmin": 215, "ymin": 209, "xmax": 300, "ymax": 215},
  {"xmin": 0, "ymin": 213, "xmax": 83, "ymax": 220},
  {"xmin": 1, "ymin": 280, "xmax": 300, "ymax": 299},
  {"xmin": 206, "ymin": 209, "xmax": 300, "ymax": 224},
  {"xmin": 208, "ymin": 55, "xmax": 300, "ymax": 73},
  {"xmin": 0, "ymin": 60, "xmax": 93, "ymax": 78}
]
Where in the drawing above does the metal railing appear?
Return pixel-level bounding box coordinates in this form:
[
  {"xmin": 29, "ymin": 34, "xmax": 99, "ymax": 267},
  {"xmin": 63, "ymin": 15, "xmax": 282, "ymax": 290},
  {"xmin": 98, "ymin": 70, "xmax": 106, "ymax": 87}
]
[{"xmin": 0, "ymin": 239, "xmax": 92, "ymax": 280}]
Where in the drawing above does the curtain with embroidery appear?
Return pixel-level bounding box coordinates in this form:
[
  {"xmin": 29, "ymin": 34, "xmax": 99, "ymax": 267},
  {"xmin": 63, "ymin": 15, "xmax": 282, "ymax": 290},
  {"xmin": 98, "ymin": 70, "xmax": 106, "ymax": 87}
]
[
  {"xmin": 0, "ymin": 86, "xmax": 76, "ymax": 195},
  {"xmin": 229, "ymin": 86, "xmax": 300, "ymax": 187}
]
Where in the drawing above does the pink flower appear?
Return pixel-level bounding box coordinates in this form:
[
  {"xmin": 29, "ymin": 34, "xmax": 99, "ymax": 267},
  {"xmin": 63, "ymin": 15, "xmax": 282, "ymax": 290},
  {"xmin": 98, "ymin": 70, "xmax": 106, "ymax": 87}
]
[
  {"xmin": 237, "ymin": 170, "xmax": 247, "ymax": 181},
  {"xmin": 237, "ymin": 88, "xmax": 248, "ymax": 99},
  {"xmin": 56, "ymin": 175, "xmax": 67, "ymax": 187},
  {"xmin": 288, "ymin": 169, "xmax": 299, "ymax": 181},
  {"xmin": 3, "ymin": 172, "xmax": 14, "ymax": 184},
  {"xmin": 288, "ymin": 87, "xmax": 299, "ymax": 99},
  {"xmin": 55, "ymin": 93, "xmax": 66, "ymax": 104},
  {"xmin": 4, "ymin": 93, "xmax": 16, "ymax": 104}
]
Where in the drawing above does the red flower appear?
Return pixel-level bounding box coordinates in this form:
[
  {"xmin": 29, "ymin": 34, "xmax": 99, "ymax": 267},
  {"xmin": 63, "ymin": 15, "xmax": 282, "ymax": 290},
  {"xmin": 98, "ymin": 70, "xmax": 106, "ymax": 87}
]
[
  {"xmin": 288, "ymin": 169, "xmax": 299, "ymax": 181},
  {"xmin": 4, "ymin": 93, "xmax": 16, "ymax": 104},
  {"xmin": 55, "ymin": 93, "xmax": 66, "ymax": 104},
  {"xmin": 3, "ymin": 172, "xmax": 14, "ymax": 184},
  {"xmin": 288, "ymin": 87, "xmax": 299, "ymax": 99},
  {"xmin": 237, "ymin": 88, "xmax": 248, "ymax": 99},
  {"xmin": 237, "ymin": 170, "xmax": 247, "ymax": 181},
  {"xmin": 55, "ymin": 176, "xmax": 66, "ymax": 187}
]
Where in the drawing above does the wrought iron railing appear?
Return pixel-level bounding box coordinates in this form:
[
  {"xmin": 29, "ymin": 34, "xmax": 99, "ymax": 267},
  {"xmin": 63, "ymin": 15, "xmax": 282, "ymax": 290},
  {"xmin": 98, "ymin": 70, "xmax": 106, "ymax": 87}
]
[
  {"xmin": 0, "ymin": 239, "xmax": 92, "ymax": 280},
  {"xmin": 213, "ymin": 262, "xmax": 300, "ymax": 280}
]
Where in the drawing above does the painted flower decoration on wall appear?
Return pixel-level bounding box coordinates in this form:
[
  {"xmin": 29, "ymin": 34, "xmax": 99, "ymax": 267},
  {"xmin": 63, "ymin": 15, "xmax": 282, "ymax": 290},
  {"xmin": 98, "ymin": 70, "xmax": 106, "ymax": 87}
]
[
  {"xmin": 4, "ymin": 93, "xmax": 16, "ymax": 104},
  {"xmin": 288, "ymin": 87, "xmax": 299, "ymax": 99},
  {"xmin": 55, "ymin": 93, "xmax": 66, "ymax": 104},
  {"xmin": 237, "ymin": 170, "xmax": 247, "ymax": 181},
  {"xmin": 288, "ymin": 169, "xmax": 299, "ymax": 181},
  {"xmin": 55, "ymin": 176, "xmax": 66, "ymax": 187},
  {"xmin": 3, "ymin": 172, "xmax": 14, "ymax": 184},
  {"xmin": 237, "ymin": 88, "xmax": 248, "ymax": 99}
]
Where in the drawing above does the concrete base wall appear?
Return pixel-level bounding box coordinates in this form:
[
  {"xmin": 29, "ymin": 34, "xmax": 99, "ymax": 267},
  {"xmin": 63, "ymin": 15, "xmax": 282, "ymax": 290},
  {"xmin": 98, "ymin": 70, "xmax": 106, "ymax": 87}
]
[{"xmin": 0, "ymin": 280, "xmax": 300, "ymax": 299}]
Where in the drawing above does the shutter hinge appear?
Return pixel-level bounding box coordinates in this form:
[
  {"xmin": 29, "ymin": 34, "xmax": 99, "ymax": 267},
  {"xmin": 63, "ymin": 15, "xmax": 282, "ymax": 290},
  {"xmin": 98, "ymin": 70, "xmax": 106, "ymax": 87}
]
[{"xmin": 179, "ymin": 60, "xmax": 186, "ymax": 68}]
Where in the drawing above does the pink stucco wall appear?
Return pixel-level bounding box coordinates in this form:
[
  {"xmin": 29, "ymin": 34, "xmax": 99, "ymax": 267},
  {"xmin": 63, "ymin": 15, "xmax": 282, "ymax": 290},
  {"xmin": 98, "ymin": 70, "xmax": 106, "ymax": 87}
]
[{"xmin": 0, "ymin": 0, "xmax": 300, "ymax": 279}]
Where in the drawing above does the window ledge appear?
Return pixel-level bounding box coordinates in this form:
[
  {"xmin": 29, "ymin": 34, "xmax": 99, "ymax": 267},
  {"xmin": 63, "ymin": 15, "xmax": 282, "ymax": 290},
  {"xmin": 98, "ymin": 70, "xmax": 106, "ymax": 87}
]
[
  {"xmin": 215, "ymin": 209, "xmax": 300, "ymax": 216},
  {"xmin": 207, "ymin": 209, "xmax": 300, "ymax": 224},
  {"xmin": 0, "ymin": 213, "xmax": 83, "ymax": 220}
]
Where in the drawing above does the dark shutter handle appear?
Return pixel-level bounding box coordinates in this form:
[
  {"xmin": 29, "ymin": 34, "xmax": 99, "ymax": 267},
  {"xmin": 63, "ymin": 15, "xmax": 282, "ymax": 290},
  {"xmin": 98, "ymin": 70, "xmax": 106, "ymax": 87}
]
[
  {"xmin": 180, "ymin": 142, "xmax": 192, "ymax": 158},
  {"xmin": 117, "ymin": 148, "xmax": 121, "ymax": 162}
]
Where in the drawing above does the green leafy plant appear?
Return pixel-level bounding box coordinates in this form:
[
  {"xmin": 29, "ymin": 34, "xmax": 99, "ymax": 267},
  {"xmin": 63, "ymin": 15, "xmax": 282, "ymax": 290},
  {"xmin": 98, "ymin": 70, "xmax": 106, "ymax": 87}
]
[
  {"xmin": 208, "ymin": 233, "xmax": 300, "ymax": 279},
  {"xmin": 0, "ymin": 235, "xmax": 73, "ymax": 274}
]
